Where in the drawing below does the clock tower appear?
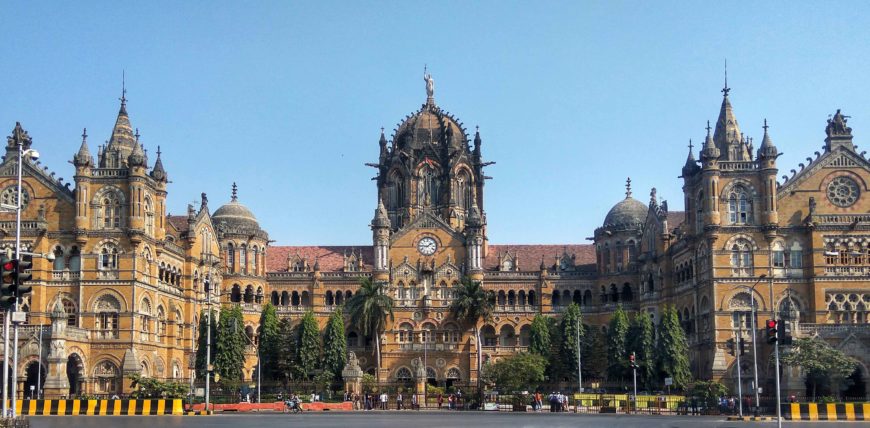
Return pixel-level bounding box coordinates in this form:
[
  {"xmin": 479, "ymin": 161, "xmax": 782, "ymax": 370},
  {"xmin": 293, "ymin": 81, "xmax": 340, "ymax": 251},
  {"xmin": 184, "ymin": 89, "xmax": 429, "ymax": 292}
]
[{"xmin": 369, "ymin": 73, "xmax": 491, "ymax": 380}]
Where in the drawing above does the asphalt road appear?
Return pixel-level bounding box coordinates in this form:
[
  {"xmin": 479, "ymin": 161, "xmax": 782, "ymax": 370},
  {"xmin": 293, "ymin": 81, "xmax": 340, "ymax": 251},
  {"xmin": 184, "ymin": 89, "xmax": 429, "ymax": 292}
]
[{"xmin": 29, "ymin": 412, "xmax": 862, "ymax": 428}]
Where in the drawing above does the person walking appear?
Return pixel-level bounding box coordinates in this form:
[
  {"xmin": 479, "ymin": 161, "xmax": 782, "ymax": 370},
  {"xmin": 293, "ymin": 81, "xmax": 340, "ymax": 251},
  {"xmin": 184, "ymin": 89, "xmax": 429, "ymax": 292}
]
[
  {"xmin": 534, "ymin": 391, "xmax": 542, "ymax": 412},
  {"xmin": 437, "ymin": 393, "xmax": 443, "ymax": 410},
  {"xmin": 411, "ymin": 393, "xmax": 418, "ymax": 410},
  {"xmin": 397, "ymin": 392, "xmax": 404, "ymax": 410}
]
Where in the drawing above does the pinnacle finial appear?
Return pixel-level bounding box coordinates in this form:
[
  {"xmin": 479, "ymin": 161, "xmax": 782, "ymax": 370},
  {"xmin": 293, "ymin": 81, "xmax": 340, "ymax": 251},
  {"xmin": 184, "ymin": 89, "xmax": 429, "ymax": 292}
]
[
  {"xmin": 82, "ymin": 128, "xmax": 88, "ymax": 142},
  {"xmin": 120, "ymin": 70, "xmax": 127, "ymax": 107},
  {"xmin": 625, "ymin": 177, "xmax": 632, "ymax": 198},
  {"xmin": 231, "ymin": 182, "xmax": 238, "ymax": 202},
  {"xmin": 688, "ymin": 138, "xmax": 694, "ymax": 151},
  {"xmin": 156, "ymin": 145, "xmax": 161, "ymax": 157},
  {"xmin": 722, "ymin": 59, "xmax": 730, "ymax": 97},
  {"xmin": 706, "ymin": 120, "xmax": 712, "ymax": 135},
  {"xmin": 134, "ymin": 128, "xmax": 140, "ymax": 141},
  {"xmin": 763, "ymin": 118, "xmax": 769, "ymax": 132}
]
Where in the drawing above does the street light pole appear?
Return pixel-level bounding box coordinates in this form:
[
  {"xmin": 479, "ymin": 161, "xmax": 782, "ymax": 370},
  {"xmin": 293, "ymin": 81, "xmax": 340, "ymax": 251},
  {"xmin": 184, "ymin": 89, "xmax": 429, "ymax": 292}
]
[
  {"xmin": 205, "ymin": 277, "xmax": 211, "ymax": 412},
  {"xmin": 235, "ymin": 318, "xmax": 261, "ymax": 403},
  {"xmin": 576, "ymin": 315, "xmax": 582, "ymax": 395},
  {"xmin": 735, "ymin": 314, "xmax": 743, "ymax": 418},
  {"xmin": 767, "ymin": 273, "xmax": 782, "ymax": 428}
]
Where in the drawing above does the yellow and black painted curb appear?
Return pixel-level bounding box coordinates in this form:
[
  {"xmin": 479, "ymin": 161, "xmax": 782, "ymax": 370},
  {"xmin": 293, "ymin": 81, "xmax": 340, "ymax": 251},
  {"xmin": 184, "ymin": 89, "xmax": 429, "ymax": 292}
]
[
  {"xmin": 183, "ymin": 410, "xmax": 213, "ymax": 415},
  {"xmin": 726, "ymin": 416, "xmax": 774, "ymax": 421},
  {"xmin": 11, "ymin": 399, "xmax": 186, "ymax": 415},
  {"xmin": 782, "ymin": 402, "xmax": 870, "ymax": 421}
]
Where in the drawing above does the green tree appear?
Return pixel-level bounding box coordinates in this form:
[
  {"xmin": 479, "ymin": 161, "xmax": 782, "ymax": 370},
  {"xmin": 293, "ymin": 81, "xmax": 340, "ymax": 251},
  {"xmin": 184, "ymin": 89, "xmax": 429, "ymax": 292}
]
[
  {"xmin": 323, "ymin": 308, "xmax": 348, "ymax": 378},
  {"xmin": 275, "ymin": 317, "xmax": 300, "ymax": 383},
  {"xmin": 129, "ymin": 374, "xmax": 188, "ymax": 399},
  {"xmin": 559, "ymin": 303, "xmax": 584, "ymax": 382},
  {"xmin": 480, "ymin": 352, "xmax": 547, "ymax": 397},
  {"xmin": 258, "ymin": 303, "xmax": 281, "ymax": 380},
  {"xmin": 195, "ymin": 309, "xmax": 217, "ymax": 379},
  {"xmin": 627, "ymin": 311, "xmax": 655, "ymax": 389},
  {"xmin": 449, "ymin": 276, "xmax": 495, "ymax": 393},
  {"xmin": 691, "ymin": 380, "xmax": 728, "ymax": 408},
  {"xmin": 345, "ymin": 277, "xmax": 395, "ymax": 379},
  {"xmin": 607, "ymin": 304, "xmax": 629, "ymax": 381},
  {"xmin": 296, "ymin": 310, "xmax": 322, "ymax": 378},
  {"xmin": 529, "ymin": 314, "xmax": 551, "ymax": 357},
  {"xmin": 582, "ymin": 325, "xmax": 608, "ymax": 381},
  {"xmin": 214, "ymin": 305, "xmax": 246, "ymax": 381},
  {"xmin": 655, "ymin": 305, "xmax": 691, "ymax": 389},
  {"xmin": 780, "ymin": 337, "xmax": 858, "ymax": 400}
]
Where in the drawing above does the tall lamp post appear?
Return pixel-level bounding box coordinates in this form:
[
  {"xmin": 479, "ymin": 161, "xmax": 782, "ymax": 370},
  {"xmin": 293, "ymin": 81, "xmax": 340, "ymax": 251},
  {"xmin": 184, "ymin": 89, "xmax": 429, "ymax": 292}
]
[
  {"xmin": 6, "ymin": 142, "xmax": 40, "ymax": 418},
  {"xmin": 204, "ymin": 276, "xmax": 212, "ymax": 412}
]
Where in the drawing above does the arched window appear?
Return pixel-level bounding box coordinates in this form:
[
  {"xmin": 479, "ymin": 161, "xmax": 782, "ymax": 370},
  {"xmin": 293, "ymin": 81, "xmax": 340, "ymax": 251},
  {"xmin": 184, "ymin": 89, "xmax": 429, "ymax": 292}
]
[
  {"xmin": 621, "ymin": 284, "xmax": 633, "ymax": 302},
  {"xmin": 243, "ymin": 285, "xmax": 254, "ymax": 303},
  {"xmin": 94, "ymin": 361, "xmax": 120, "ymax": 394},
  {"xmin": 519, "ymin": 325, "xmax": 531, "ymax": 347},
  {"xmin": 231, "ymin": 284, "xmax": 241, "ymax": 303},
  {"xmin": 730, "ymin": 239, "xmax": 753, "ymax": 276},
  {"xmin": 347, "ymin": 331, "xmax": 359, "ymax": 348},
  {"xmin": 446, "ymin": 367, "xmax": 461, "ymax": 381},
  {"xmin": 481, "ymin": 325, "xmax": 496, "ymax": 347},
  {"xmin": 251, "ymin": 246, "xmax": 259, "ymax": 275},
  {"xmin": 53, "ymin": 246, "xmax": 65, "ymax": 271},
  {"xmin": 421, "ymin": 322, "xmax": 435, "ymax": 343},
  {"xmin": 144, "ymin": 197, "xmax": 154, "ymax": 236},
  {"xmin": 443, "ymin": 323, "xmax": 460, "ymax": 343},
  {"xmin": 398, "ymin": 322, "xmax": 413, "ymax": 343},
  {"xmin": 239, "ymin": 244, "xmax": 247, "ymax": 274},
  {"xmin": 157, "ymin": 306, "xmax": 166, "ymax": 340},
  {"xmin": 528, "ymin": 290, "xmax": 536, "ymax": 306},
  {"xmin": 455, "ymin": 170, "xmax": 472, "ymax": 212},
  {"xmin": 696, "ymin": 191, "xmax": 704, "ymax": 233},
  {"xmin": 583, "ymin": 290, "xmax": 592, "ymax": 306},
  {"xmin": 62, "ymin": 298, "xmax": 77, "ymax": 326},
  {"xmin": 227, "ymin": 243, "xmax": 235, "ymax": 273},
  {"xmin": 101, "ymin": 195, "xmax": 122, "ymax": 229},
  {"xmin": 396, "ymin": 367, "xmax": 412, "ymax": 381},
  {"xmin": 94, "ymin": 295, "xmax": 121, "ymax": 339},
  {"xmin": 69, "ymin": 246, "xmax": 81, "ymax": 272},
  {"xmin": 271, "ymin": 291, "xmax": 279, "ymax": 306},
  {"xmin": 387, "ymin": 170, "xmax": 405, "ymax": 225},
  {"xmin": 728, "ymin": 187, "xmax": 752, "ymax": 225},
  {"xmin": 100, "ymin": 245, "xmax": 119, "ymax": 270},
  {"xmin": 325, "ymin": 290, "xmax": 334, "ymax": 306},
  {"xmin": 551, "ymin": 291, "xmax": 560, "ymax": 307},
  {"xmin": 497, "ymin": 290, "xmax": 506, "ymax": 306},
  {"xmin": 255, "ymin": 286, "xmax": 263, "ymax": 304},
  {"xmin": 499, "ymin": 325, "xmax": 515, "ymax": 347}
]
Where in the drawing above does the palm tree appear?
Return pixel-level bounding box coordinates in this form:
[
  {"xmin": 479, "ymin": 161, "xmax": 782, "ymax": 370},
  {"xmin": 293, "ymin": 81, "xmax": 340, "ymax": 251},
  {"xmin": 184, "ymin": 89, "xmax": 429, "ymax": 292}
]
[
  {"xmin": 449, "ymin": 276, "xmax": 495, "ymax": 394},
  {"xmin": 345, "ymin": 276, "xmax": 394, "ymax": 380}
]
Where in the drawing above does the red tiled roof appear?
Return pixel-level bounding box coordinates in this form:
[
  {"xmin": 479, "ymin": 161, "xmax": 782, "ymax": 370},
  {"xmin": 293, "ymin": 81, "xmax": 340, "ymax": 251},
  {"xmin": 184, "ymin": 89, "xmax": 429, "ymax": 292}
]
[
  {"xmin": 167, "ymin": 215, "xmax": 189, "ymax": 233},
  {"xmin": 265, "ymin": 243, "xmax": 597, "ymax": 273},
  {"xmin": 485, "ymin": 244, "xmax": 596, "ymax": 272},
  {"xmin": 267, "ymin": 246, "xmax": 373, "ymax": 272}
]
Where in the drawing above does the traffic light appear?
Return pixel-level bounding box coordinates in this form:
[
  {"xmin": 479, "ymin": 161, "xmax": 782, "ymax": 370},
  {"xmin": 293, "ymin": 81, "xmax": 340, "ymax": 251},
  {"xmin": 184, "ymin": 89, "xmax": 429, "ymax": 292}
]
[
  {"xmin": 629, "ymin": 352, "xmax": 638, "ymax": 369},
  {"xmin": 766, "ymin": 319, "xmax": 778, "ymax": 344},
  {"xmin": 725, "ymin": 338, "xmax": 734, "ymax": 355},
  {"xmin": 14, "ymin": 257, "xmax": 33, "ymax": 296},
  {"xmin": 739, "ymin": 338, "xmax": 747, "ymax": 356},
  {"xmin": 0, "ymin": 255, "xmax": 14, "ymax": 308}
]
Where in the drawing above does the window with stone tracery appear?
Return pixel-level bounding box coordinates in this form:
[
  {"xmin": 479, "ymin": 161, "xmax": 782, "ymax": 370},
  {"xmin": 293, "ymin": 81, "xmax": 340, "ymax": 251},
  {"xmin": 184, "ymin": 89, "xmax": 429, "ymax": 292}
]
[
  {"xmin": 728, "ymin": 187, "xmax": 752, "ymax": 225},
  {"xmin": 100, "ymin": 245, "xmax": 119, "ymax": 271},
  {"xmin": 144, "ymin": 197, "xmax": 154, "ymax": 236}
]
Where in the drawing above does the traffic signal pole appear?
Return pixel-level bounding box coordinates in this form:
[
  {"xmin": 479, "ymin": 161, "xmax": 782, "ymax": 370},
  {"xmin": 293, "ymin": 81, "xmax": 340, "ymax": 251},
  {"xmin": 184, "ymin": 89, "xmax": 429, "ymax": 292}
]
[
  {"xmin": 10, "ymin": 138, "xmax": 23, "ymax": 418},
  {"xmin": 735, "ymin": 314, "xmax": 743, "ymax": 418}
]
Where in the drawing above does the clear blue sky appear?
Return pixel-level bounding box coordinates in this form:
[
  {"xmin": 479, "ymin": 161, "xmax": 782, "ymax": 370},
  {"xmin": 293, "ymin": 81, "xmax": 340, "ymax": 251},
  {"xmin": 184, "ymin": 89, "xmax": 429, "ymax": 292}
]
[{"xmin": 2, "ymin": 2, "xmax": 869, "ymax": 245}]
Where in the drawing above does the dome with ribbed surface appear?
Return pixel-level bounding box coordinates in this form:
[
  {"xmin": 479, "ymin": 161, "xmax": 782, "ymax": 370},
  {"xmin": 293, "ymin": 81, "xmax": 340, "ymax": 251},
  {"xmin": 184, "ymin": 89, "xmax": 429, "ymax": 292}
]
[
  {"xmin": 602, "ymin": 178, "xmax": 647, "ymax": 228},
  {"xmin": 212, "ymin": 183, "xmax": 260, "ymax": 230}
]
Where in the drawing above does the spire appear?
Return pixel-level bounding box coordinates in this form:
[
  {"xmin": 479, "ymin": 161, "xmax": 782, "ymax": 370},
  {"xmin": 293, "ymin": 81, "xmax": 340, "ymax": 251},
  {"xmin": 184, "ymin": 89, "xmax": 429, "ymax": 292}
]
[
  {"xmin": 120, "ymin": 70, "xmax": 127, "ymax": 114},
  {"xmin": 372, "ymin": 197, "xmax": 391, "ymax": 228},
  {"xmin": 106, "ymin": 77, "xmax": 136, "ymax": 164},
  {"xmin": 127, "ymin": 136, "xmax": 146, "ymax": 167},
  {"xmin": 231, "ymin": 182, "xmax": 238, "ymax": 202},
  {"xmin": 757, "ymin": 118, "xmax": 778, "ymax": 159},
  {"xmin": 713, "ymin": 79, "xmax": 743, "ymax": 160},
  {"xmin": 701, "ymin": 120, "xmax": 720, "ymax": 161},
  {"xmin": 473, "ymin": 125, "xmax": 481, "ymax": 156},
  {"xmin": 682, "ymin": 139, "xmax": 699, "ymax": 176},
  {"xmin": 150, "ymin": 145, "xmax": 167, "ymax": 182},
  {"xmin": 625, "ymin": 177, "xmax": 632, "ymax": 199},
  {"xmin": 467, "ymin": 199, "xmax": 482, "ymax": 226},
  {"xmin": 74, "ymin": 128, "xmax": 93, "ymax": 167}
]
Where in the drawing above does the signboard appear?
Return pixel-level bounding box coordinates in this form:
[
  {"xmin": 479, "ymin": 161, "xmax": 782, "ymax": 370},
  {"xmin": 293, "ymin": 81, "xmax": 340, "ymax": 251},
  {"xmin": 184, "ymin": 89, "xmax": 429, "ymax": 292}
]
[
  {"xmin": 11, "ymin": 312, "xmax": 26, "ymax": 323},
  {"xmin": 195, "ymin": 388, "xmax": 205, "ymax": 397},
  {"xmin": 664, "ymin": 377, "xmax": 673, "ymax": 386},
  {"xmin": 483, "ymin": 403, "xmax": 499, "ymax": 411}
]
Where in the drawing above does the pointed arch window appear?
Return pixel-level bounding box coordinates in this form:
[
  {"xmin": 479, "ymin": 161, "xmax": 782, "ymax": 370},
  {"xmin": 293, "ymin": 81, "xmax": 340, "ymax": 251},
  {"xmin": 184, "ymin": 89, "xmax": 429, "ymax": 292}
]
[
  {"xmin": 387, "ymin": 170, "xmax": 405, "ymax": 226},
  {"xmin": 227, "ymin": 243, "xmax": 235, "ymax": 273},
  {"xmin": 728, "ymin": 187, "xmax": 752, "ymax": 225},
  {"xmin": 144, "ymin": 197, "xmax": 154, "ymax": 236},
  {"xmin": 53, "ymin": 246, "xmax": 65, "ymax": 271},
  {"xmin": 696, "ymin": 191, "xmax": 704, "ymax": 233},
  {"xmin": 419, "ymin": 166, "xmax": 440, "ymax": 206},
  {"xmin": 101, "ymin": 195, "xmax": 122, "ymax": 229},
  {"xmin": 251, "ymin": 246, "xmax": 259, "ymax": 275},
  {"xmin": 100, "ymin": 246, "xmax": 119, "ymax": 270},
  {"xmin": 239, "ymin": 244, "xmax": 247, "ymax": 274}
]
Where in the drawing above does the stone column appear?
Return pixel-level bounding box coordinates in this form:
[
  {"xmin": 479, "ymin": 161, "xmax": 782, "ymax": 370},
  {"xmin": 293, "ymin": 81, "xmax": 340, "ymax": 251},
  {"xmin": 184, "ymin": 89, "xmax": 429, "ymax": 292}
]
[
  {"xmin": 413, "ymin": 357, "xmax": 426, "ymax": 408},
  {"xmin": 43, "ymin": 302, "xmax": 71, "ymax": 398},
  {"xmin": 341, "ymin": 352, "xmax": 363, "ymax": 397}
]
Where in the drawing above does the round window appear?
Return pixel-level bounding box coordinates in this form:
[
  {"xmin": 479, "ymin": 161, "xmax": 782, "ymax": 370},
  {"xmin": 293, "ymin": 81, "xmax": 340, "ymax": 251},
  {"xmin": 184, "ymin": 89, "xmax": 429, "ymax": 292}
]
[
  {"xmin": 826, "ymin": 176, "xmax": 860, "ymax": 207},
  {"xmin": 0, "ymin": 186, "xmax": 30, "ymax": 210}
]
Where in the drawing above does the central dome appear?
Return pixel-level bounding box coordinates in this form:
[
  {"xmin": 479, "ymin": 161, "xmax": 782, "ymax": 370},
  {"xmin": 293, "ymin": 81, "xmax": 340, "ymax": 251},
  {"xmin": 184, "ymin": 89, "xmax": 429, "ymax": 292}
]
[{"xmin": 393, "ymin": 102, "xmax": 468, "ymax": 150}]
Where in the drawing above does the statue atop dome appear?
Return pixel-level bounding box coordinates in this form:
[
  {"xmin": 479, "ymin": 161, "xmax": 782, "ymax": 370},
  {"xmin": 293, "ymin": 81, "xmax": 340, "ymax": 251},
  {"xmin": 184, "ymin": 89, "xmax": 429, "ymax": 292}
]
[{"xmin": 424, "ymin": 65, "xmax": 434, "ymax": 101}]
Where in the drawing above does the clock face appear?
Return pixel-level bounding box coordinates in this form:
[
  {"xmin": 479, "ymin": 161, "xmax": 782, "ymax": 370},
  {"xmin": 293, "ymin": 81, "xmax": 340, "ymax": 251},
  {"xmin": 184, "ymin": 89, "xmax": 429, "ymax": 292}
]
[{"xmin": 417, "ymin": 237, "xmax": 437, "ymax": 256}]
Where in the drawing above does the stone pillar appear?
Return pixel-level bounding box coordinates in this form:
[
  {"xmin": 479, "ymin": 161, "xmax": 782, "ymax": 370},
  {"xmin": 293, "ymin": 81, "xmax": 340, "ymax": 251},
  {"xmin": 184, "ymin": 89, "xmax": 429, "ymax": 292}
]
[
  {"xmin": 43, "ymin": 302, "xmax": 71, "ymax": 398},
  {"xmin": 413, "ymin": 357, "xmax": 426, "ymax": 408},
  {"xmin": 341, "ymin": 352, "xmax": 363, "ymax": 397}
]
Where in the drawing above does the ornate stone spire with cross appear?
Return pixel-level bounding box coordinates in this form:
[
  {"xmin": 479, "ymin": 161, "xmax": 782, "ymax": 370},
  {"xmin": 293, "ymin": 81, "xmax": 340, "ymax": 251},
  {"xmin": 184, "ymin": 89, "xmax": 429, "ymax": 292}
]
[
  {"xmin": 231, "ymin": 182, "xmax": 238, "ymax": 202},
  {"xmin": 625, "ymin": 177, "xmax": 632, "ymax": 199}
]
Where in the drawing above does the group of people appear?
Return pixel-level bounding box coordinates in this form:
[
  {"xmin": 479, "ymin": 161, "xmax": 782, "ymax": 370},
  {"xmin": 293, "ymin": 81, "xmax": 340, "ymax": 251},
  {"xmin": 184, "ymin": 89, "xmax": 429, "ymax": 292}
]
[
  {"xmin": 541, "ymin": 392, "xmax": 570, "ymax": 412},
  {"xmin": 345, "ymin": 390, "xmax": 464, "ymax": 410},
  {"xmin": 718, "ymin": 395, "xmax": 753, "ymax": 415}
]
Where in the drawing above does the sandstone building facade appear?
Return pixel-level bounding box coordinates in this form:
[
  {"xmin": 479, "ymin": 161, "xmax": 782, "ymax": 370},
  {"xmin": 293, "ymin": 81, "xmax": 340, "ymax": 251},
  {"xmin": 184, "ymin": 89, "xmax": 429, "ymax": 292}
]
[{"xmin": 0, "ymin": 79, "xmax": 867, "ymax": 399}]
